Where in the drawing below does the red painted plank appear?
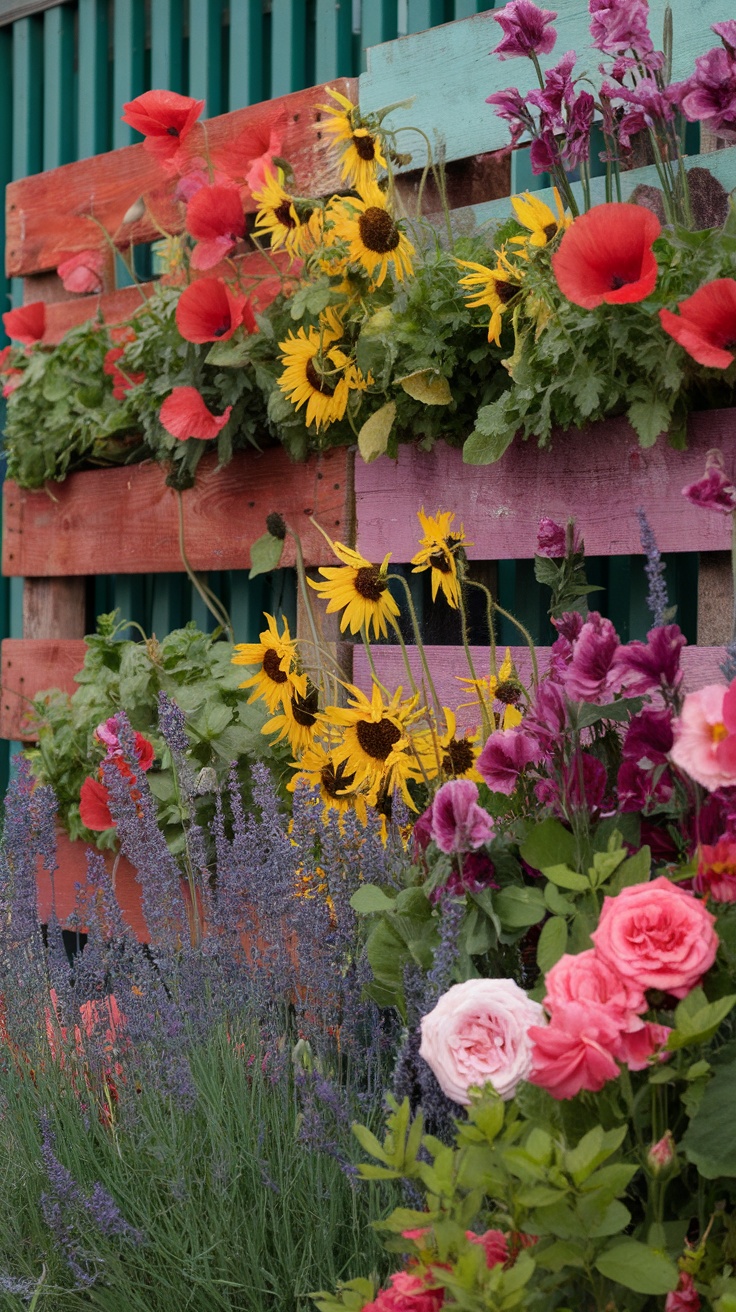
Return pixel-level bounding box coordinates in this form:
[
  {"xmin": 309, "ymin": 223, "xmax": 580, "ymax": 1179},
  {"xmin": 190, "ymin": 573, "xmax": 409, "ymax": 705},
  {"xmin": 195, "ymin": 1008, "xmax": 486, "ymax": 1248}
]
[
  {"xmin": 353, "ymin": 644, "xmax": 728, "ymax": 732},
  {"xmin": 1, "ymin": 638, "xmax": 88, "ymax": 740},
  {"xmin": 355, "ymin": 411, "xmax": 736, "ymax": 562},
  {"xmin": 2, "ymin": 446, "xmax": 353, "ymax": 578},
  {"xmin": 7, "ymin": 78, "xmax": 357, "ymax": 277}
]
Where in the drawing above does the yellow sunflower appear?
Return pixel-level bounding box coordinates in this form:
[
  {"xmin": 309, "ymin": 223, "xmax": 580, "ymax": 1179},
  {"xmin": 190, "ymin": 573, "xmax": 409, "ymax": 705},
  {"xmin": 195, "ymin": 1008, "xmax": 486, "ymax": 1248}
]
[
  {"xmin": 509, "ymin": 187, "xmax": 571, "ymax": 250},
  {"xmin": 309, "ymin": 539, "xmax": 400, "ymax": 638},
  {"xmin": 324, "ymin": 683, "xmax": 421, "ymax": 804},
  {"xmin": 411, "ymin": 508, "xmax": 471, "ymax": 609},
  {"xmin": 287, "ymin": 740, "xmax": 369, "ymax": 825},
  {"xmin": 415, "ymin": 707, "xmax": 481, "ymax": 782},
  {"xmin": 262, "ymin": 683, "xmax": 320, "ymax": 755},
  {"xmin": 316, "ymin": 87, "xmax": 388, "ymax": 192},
  {"xmin": 456, "ymin": 249, "xmax": 524, "ymax": 345},
  {"xmin": 456, "ymin": 648, "xmax": 525, "ymax": 728},
  {"xmin": 252, "ymin": 168, "xmax": 304, "ymax": 256},
  {"xmin": 278, "ymin": 326, "xmax": 351, "ymax": 430},
  {"xmin": 328, "ymin": 181, "xmax": 414, "ymax": 287},
  {"xmin": 231, "ymin": 613, "xmax": 306, "ymax": 714}
]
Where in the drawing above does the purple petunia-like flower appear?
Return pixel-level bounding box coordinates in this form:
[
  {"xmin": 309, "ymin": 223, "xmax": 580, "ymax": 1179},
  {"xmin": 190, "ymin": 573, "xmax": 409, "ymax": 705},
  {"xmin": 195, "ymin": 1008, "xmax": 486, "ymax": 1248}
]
[
  {"xmin": 492, "ymin": 0, "xmax": 558, "ymax": 60},
  {"xmin": 563, "ymin": 89, "xmax": 595, "ymax": 167},
  {"xmin": 564, "ymin": 612, "xmax": 621, "ymax": 702},
  {"xmin": 683, "ymin": 449, "xmax": 736, "ymax": 515},
  {"xmin": 536, "ymin": 516, "xmax": 567, "ymax": 558},
  {"xmin": 623, "ymin": 705, "xmax": 675, "ymax": 765},
  {"xmin": 530, "ymin": 127, "xmax": 561, "ymax": 174},
  {"xmin": 527, "ymin": 50, "xmax": 577, "ymax": 127},
  {"xmin": 430, "ymin": 779, "xmax": 494, "ymax": 854},
  {"xmin": 714, "ymin": 21, "xmax": 736, "ymax": 56},
  {"xmin": 589, "ymin": 0, "xmax": 654, "ymax": 56},
  {"xmin": 477, "ymin": 728, "xmax": 540, "ymax": 794},
  {"xmin": 613, "ymin": 624, "xmax": 686, "ymax": 696},
  {"xmin": 676, "ymin": 45, "xmax": 736, "ymax": 140}
]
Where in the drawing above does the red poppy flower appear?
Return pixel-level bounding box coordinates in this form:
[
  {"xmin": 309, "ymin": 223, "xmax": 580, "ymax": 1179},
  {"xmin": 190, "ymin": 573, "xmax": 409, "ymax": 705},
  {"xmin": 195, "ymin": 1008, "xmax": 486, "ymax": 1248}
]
[
  {"xmin": 551, "ymin": 202, "xmax": 660, "ymax": 308},
  {"xmin": 186, "ymin": 183, "xmax": 246, "ymax": 270},
  {"xmin": 80, "ymin": 776, "xmax": 115, "ymax": 831},
  {"xmin": 3, "ymin": 301, "xmax": 46, "ymax": 344},
  {"xmin": 57, "ymin": 249, "xmax": 105, "ymax": 295},
  {"xmin": 211, "ymin": 110, "xmax": 287, "ymax": 191},
  {"xmin": 160, "ymin": 387, "xmax": 233, "ymax": 441},
  {"xmin": 103, "ymin": 347, "xmax": 145, "ymax": 400},
  {"xmin": 659, "ymin": 278, "xmax": 736, "ymax": 368},
  {"xmin": 175, "ymin": 277, "xmax": 255, "ymax": 342},
  {"xmin": 121, "ymin": 90, "xmax": 204, "ymax": 163}
]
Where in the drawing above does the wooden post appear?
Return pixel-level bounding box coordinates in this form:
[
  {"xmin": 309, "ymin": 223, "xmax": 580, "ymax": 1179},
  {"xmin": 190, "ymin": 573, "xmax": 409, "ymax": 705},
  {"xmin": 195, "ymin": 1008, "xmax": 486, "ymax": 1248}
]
[
  {"xmin": 23, "ymin": 578, "xmax": 86, "ymax": 640},
  {"xmin": 697, "ymin": 553, "xmax": 733, "ymax": 647}
]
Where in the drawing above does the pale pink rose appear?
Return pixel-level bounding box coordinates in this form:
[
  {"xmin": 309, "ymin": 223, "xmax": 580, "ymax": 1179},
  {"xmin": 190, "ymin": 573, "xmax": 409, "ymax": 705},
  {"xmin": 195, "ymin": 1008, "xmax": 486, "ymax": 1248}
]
[
  {"xmin": 591, "ymin": 876, "xmax": 718, "ymax": 998},
  {"xmin": 544, "ymin": 948, "xmax": 647, "ymax": 1021},
  {"xmin": 529, "ymin": 1002, "xmax": 621, "ymax": 1099},
  {"xmin": 419, "ymin": 978, "xmax": 545, "ymax": 1105},
  {"xmin": 670, "ymin": 680, "xmax": 736, "ymax": 791}
]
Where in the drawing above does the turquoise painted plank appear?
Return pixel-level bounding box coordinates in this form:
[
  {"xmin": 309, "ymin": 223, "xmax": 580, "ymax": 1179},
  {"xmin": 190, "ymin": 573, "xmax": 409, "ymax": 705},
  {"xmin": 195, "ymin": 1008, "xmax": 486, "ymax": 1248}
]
[
  {"xmin": 361, "ymin": 0, "xmax": 398, "ymax": 65},
  {"xmin": 228, "ymin": 0, "xmax": 265, "ymax": 109},
  {"xmin": 189, "ymin": 0, "xmax": 225, "ymax": 116},
  {"xmin": 113, "ymin": 0, "xmax": 147, "ymax": 148},
  {"xmin": 359, "ymin": 1, "xmax": 728, "ymax": 167},
  {"xmin": 407, "ymin": 1, "xmax": 448, "ymax": 34},
  {"xmin": 12, "ymin": 17, "xmax": 42, "ymax": 178},
  {"xmin": 150, "ymin": 0, "xmax": 185, "ymax": 93},
  {"xmin": 113, "ymin": 577, "xmax": 147, "ymax": 636},
  {"xmin": 315, "ymin": 0, "xmax": 354, "ymax": 83},
  {"xmin": 77, "ymin": 0, "xmax": 110, "ymax": 158},
  {"xmin": 270, "ymin": 0, "xmax": 307, "ymax": 97},
  {"xmin": 43, "ymin": 7, "xmax": 76, "ymax": 168}
]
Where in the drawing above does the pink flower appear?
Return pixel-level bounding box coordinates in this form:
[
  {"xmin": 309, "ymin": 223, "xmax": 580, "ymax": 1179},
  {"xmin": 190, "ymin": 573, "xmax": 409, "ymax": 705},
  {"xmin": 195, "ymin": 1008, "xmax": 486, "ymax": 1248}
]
[
  {"xmin": 57, "ymin": 249, "xmax": 105, "ymax": 294},
  {"xmin": 591, "ymin": 875, "xmax": 718, "ymax": 999},
  {"xmin": 419, "ymin": 979, "xmax": 545, "ymax": 1105},
  {"xmin": 430, "ymin": 780, "xmax": 494, "ymax": 854},
  {"xmin": 670, "ymin": 680, "xmax": 736, "ymax": 791},
  {"xmin": 665, "ymin": 1272, "xmax": 701, "ymax": 1312},
  {"xmin": 563, "ymin": 612, "xmax": 620, "ymax": 701},
  {"xmin": 677, "ymin": 45, "xmax": 736, "ymax": 141},
  {"xmin": 616, "ymin": 759, "xmax": 674, "ymax": 812},
  {"xmin": 536, "ymin": 516, "xmax": 566, "ymax": 557},
  {"xmin": 589, "ymin": 0, "xmax": 655, "ymax": 56},
  {"xmin": 543, "ymin": 948, "xmax": 646, "ymax": 1020},
  {"xmin": 617, "ymin": 1020, "xmax": 671, "ymax": 1069},
  {"xmin": 476, "ymin": 728, "xmax": 540, "ymax": 794},
  {"xmin": 211, "ymin": 110, "xmax": 287, "ymax": 192},
  {"xmin": 714, "ymin": 21, "xmax": 736, "ymax": 56},
  {"xmin": 362, "ymin": 1270, "xmax": 445, "ymax": 1312},
  {"xmin": 682, "ymin": 450, "xmax": 736, "ymax": 514},
  {"xmin": 695, "ymin": 837, "xmax": 736, "ymax": 902},
  {"xmin": 612, "ymin": 624, "xmax": 685, "ymax": 696},
  {"xmin": 466, "ymin": 1230, "xmax": 508, "ymax": 1268},
  {"xmin": 492, "ymin": 0, "xmax": 557, "ymax": 59},
  {"xmin": 647, "ymin": 1130, "xmax": 676, "ymax": 1174},
  {"xmin": 159, "ymin": 387, "xmax": 233, "ymax": 441},
  {"xmin": 186, "ymin": 182, "xmax": 246, "ymax": 271},
  {"xmin": 623, "ymin": 706, "xmax": 674, "ymax": 765},
  {"xmin": 527, "ymin": 50, "xmax": 577, "ymax": 128},
  {"xmin": 529, "ymin": 1002, "xmax": 622, "ymax": 1099}
]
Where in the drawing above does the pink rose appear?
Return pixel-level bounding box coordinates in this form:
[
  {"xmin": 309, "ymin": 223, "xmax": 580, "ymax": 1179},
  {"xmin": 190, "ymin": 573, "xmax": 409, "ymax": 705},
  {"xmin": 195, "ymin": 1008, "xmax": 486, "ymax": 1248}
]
[
  {"xmin": 670, "ymin": 680, "xmax": 736, "ymax": 791},
  {"xmin": 591, "ymin": 876, "xmax": 718, "ymax": 998},
  {"xmin": 665, "ymin": 1271, "xmax": 700, "ymax": 1311},
  {"xmin": 529, "ymin": 1002, "xmax": 622, "ymax": 1099},
  {"xmin": 466, "ymin": 1229, "xmax": 508, "ymax": 1268},
  {"xmin": 419, "ymin": 979, "xmax": 545, "ymax": 1105},
  {"xmin": 616, "ymin": 1020, "xmax": 671, "ymax": 1070},
  {"xmin": 362, "ymin": 1269, "xmax": 445, "ymax": 1311},
  {"xmin": 543, "ymin": 948, "xmax": 646, "ymax": 1020}
]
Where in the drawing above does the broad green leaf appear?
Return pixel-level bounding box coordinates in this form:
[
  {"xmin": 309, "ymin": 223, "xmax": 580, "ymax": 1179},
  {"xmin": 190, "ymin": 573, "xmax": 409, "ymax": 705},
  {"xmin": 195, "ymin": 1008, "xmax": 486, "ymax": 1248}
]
[
  {"xmin": 627, "ymin": 398, "xmax": 672, "ymax": 448},
  {"xmin": 565, "ymin": 1125, "xmax": 627, "ymax": 1184},
  {"xmin": 544, "ymin": 865, "xmax": 590, "ymax": 891},
  {"xmin": 520, "ymin": 818, "xmax": 577, "ymax": 872},
  {"xmin": 536, "ymin": 915, "xmax": 568, "ymax": 973},
  {"xmin": 493, "ymin": 886, "xmax": 546, "ymax": 929},
  {"xmin": 358, "ymin": 400, "xmax": 395, "ymax": 463},
  {"xmin": 682, "ymin": 1058, "xmax": 736, "ymax": 1176},
  {"xmin": 667, "ymin": 990, "xmax": 736, "ymax": 1051},
  {"xmin": 398, "ymin": 369, "xmax": 452, "ymax": 405},
  {"xmin": 595, "ymin": 1241, "xmax": 678, "ymax": 1295},
  {"xmin": 350, "ymin": 884, "xmax": 396, "ymax": 914},
  {"xmin": 463, "ymin": 403, "xmax": 515, "ymax": 464},
  {"xmin": 248, "ymin": 531, "xmax": 284, "ymax": 579}
]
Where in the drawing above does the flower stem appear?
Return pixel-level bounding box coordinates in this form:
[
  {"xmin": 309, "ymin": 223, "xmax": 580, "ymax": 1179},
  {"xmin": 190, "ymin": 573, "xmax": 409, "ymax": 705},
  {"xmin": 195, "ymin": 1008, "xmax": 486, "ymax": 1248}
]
[
  {"xmin": 176, "ymin": 491, "xmax": 234, "ymax": 639},
  {"xmin": 387, "ymin": 572, "xmax": 444, "ymax": 722},
  {"xmin": 492, "ymin": 600, "xmax": 539, "ymax": 690},
  {"xmin": 360, "ymin": 627, "xmax": 390, "ymax": 699}
]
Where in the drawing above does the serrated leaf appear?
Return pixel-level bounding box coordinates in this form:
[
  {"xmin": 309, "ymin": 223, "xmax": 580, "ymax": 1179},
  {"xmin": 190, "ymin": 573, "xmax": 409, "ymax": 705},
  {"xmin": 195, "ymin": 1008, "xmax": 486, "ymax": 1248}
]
[
  {"xmin": 248, "ymin": 531, "xmax": 284, "ymax": 579},
  {"xmin": 627, "ymin": 398, "xmax": 671, "ymax": 448},
  {"xmin": 398, "ymin": 369, "xmax": 452, "ymax": 405},
  {"xmin": 358, "ymin": 401, "xmax": 395, "ymax": 463}
]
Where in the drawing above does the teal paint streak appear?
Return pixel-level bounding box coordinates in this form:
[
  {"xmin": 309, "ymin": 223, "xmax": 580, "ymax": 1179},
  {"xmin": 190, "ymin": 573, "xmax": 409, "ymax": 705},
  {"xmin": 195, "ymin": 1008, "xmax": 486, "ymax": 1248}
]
[
  {"xmin": 43, "ymin": 6, "xmax": 75, "ymax": 167},
  {"xmin": 271, "ymin": 0, "xmax": 307, "ymax": 97},
  {"xmin": 150, "ymin": 0, "xmax": 185, "ymax": 93},
  {"xmin": 189, "ymin": 0, "xmax": 225, "ymax": 116},
  {"xmin": 228, "ymin": 0, "xmax": 265, "ymax": 109},
  {"xmin": 77, "ymin": 0, "xmax": 110, "ymax": 158},
  {"xmin": 315, "ymin": 0, "xmax": 354, "ymax": 83},
  {"xmin": 113, "ymin": 0, "xmax": 147, "ymax": 148}
]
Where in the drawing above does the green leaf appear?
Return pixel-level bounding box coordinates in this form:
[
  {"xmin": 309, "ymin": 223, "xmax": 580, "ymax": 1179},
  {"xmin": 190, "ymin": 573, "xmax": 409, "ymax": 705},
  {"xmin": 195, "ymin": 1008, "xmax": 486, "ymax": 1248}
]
[
  {"xmin": 350, "ymin": 884, "xmax": 396, "ymax": 914},
  {"xmin": 358, "ymin": 401, "xmax": 396, "ymax": 463},
  {"xmin": 248, "ymin": 531, "xmax": 284, "ymax": 579},
  {"xmin": 398, "ymin": 369, "xmax": 452, "ymax": 405},
  {"xmin": 536, "ymin": 915, "xmax": 568, "ymax": 973},
  {"xmin": 594, "ymin": 1241, "xmax": 679, "ymax": 1295},
  {"xmin": 627, "ymin": 398, "xmax": 672, "ymax": 448},
  {"xmin": 463, "ymin": 420, "xmax": 514, "ymax": 465},
  {"xmin": 683, "ymin": 1057, "xmax": 736, "ymax": 1175},
  {"xmin": 205, "ymin": 336, "xmax": 255, "ymax": 367},
  {"xmin": 520, "ymin": 818, "xmax": 577, "ymax": 872},
  {"xmin": 493, "ymin": 886, "xmax": 546, "ymax": 929},
  {"xmin": 666, "ymin": 989, "xmax": 736, "ymax": 1051},
  {"xmin": 544, "ymin": 865, "xmax": 590, "ymax": 891}
]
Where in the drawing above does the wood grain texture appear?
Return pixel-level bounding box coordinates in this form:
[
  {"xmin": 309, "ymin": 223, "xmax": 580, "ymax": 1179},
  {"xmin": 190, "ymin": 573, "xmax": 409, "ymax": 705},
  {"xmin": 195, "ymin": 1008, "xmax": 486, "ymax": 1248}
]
[
  {"xmin": 697, "ymin": 554, "xmax": 734, "ymax": 646},
  {"xmin": 2, "ymin": 446, "xmax": 353, "ymax": 577},
  {"xmin": 360, "ymin": 2, "xmax": 724, "ymax": 167},
  {"xmin": 1, "ymin": 637, "xmax": 87, "ymax": 740},
  {"xmin": 7, "ymin": 78, "xmax": 357, "ymax": 277},
  {"xmin": 353, "ymin": 644, "xmax": 728, "ymax": 731},
  {"xmin": 23, "ymin": 578, "xmax": 86, "ymax": 639},
  {"xmin": 355, "ymin": 411, "xmax": 736, "ymax": 563}
]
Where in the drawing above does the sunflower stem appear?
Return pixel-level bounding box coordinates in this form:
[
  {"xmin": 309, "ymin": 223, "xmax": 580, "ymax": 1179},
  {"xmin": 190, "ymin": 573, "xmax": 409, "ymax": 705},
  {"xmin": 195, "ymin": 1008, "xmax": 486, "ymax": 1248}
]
[
  {"xmin": 387, "ymin": 572, "xmax": 444, "ymax": 723},
  {"xmin": 388, "ymin": 616, "xmax": 421, "ymax": 702},
  {"xmin": 287, "ymin": 521, "xmax": 326, "ymax": 702},
  {"xmin": 176, "ymin": 491, "xmax": 234, "ymax": 639},
  {"xmin": 360, "ymin": 628, "xmax": 390, "ymax": 699},
  {"xmin": 492, "ymin": 600, "xmax": 539, "ymax": 690},
  {"xmin": 455, "ymin": 565, "xmax": 492, "ymax": 740}
]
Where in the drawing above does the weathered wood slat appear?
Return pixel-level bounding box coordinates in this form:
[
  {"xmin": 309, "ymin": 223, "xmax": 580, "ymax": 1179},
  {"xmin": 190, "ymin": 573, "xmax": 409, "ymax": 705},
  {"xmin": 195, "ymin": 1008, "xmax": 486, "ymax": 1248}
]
[
  {"xmin": 2, "ymin": 446, "xmax": 353, "ymax": 578},
  {"xmin": 360, "ymin": 2, "xmax": 724, "ymax": 167},
  {"xmin": 1, "ymin": 637, "xmax": 87, "ymax": 739},
  {"xmin": 355, "ymin": 411, "xmax": 735, "ymax": 563},
  {"xmin": 7, "ymin": 78, "xmax": 357, "ymax": 277}
]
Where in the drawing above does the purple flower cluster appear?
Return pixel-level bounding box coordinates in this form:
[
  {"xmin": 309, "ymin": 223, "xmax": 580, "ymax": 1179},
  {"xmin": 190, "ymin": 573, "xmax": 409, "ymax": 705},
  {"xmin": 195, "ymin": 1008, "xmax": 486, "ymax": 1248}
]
[{"xmin": 675, "ymin": 24, "xmax": 736, "ymax": 141}]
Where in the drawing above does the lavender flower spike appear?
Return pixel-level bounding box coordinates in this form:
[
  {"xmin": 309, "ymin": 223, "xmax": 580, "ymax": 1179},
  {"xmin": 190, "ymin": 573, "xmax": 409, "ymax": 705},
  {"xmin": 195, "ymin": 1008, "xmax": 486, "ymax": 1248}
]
[
  {"xmin": 637, "ymin": 507, "xmax": 670, "ymax": 628},
  {"xmin": 492, "ymin": 0, "xmax": 557, "ymax": 60}
]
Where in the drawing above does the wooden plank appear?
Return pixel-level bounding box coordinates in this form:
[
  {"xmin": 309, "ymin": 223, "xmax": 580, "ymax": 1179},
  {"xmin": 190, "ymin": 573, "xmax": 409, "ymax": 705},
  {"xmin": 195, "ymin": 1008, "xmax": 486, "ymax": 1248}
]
[
  {"xmin": 353, "ymin": 644, "xmax": 730, "ymax": 731},
  {"xmin": 271, "ymin": 0, "xmax": 307, "ymax": 98},
  {"xmin": 2, "ymin": 446, "xmax": 354, "ymax": 577},
  {"xmin": 42, "ymin": 5, "xmax": 75, "ymax": 168},
  {"xmin": 0, "ymin": 637, "xmax": 87, "ymax": 739},
  {"xmin": 360, "ymin": 1, "xmax": 727, "ymax": 167},
  {"xmin": 355, "ymin": 411, "xmax": 736, "ymax": 563},
  {"xmin": 112, "ymin": 0, "xmax": 147, "ymax": 150},
  {"xmin": 697, "ymin": 554, "xmax": 734, "ymax": 646},
  {"xmin": 6, "ymin": 78, "xmax": 358, "ymax": 277},
  {"xmin": 23, "ymin": 577, "xmax": 85, "ymax": 638}
]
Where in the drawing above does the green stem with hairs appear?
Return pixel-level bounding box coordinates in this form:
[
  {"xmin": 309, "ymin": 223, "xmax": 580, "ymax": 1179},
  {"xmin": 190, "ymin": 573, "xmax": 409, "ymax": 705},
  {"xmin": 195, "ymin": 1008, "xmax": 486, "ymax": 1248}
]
[
  {"xmin": 455, "ymin": 565, "xmax": 491, "ymax": 739},
  {"xmin": 388, "ymin": 616, "xmax": 421, "ymax": 701},
  {"xmin": 492, "ymin": 600, "xmax": 539, "ymax": 690},
  {"xmin": 176, "ymin": 491, "xmax": 234, "ymax": 639},
  {"xmin": 387, "ymin": 572, "xmax": 443, "ymax": 722},
  {"xmin": 287, "ymin": 520, "xmax": 326, "ymax": 700},
  {"xmin": 361, "ymin": 627, "xmax": 390, "ymax": 699}
]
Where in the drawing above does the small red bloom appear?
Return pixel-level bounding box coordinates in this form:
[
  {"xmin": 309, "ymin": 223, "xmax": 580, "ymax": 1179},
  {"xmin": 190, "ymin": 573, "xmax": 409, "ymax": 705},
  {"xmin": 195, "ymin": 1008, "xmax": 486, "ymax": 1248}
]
[
  {"xmin": 121, "ymin": 90, "xmax": 204, "ymax": 163},
  {"xmin": 211, "ymin": 110, "xmax": 287, "ymax": 191},
  {"xmin": 186, "ymin": 183, "xmax": 246, "ymax": 270},
  {"xmin": 57, "ymin": 249, "xmax": 105, "ymax": 295},
  {"xmin": 79, "ymin": 777, "xmax": 115, "ymax": 831},
  {"xmin": 659, "ymin": 277, "xmax": 736, "ymax": 368},
  {"xmin": 160, "ymin": 387, "xmax": 233, "ymax": 441},
  {"xmin": 103, "ymin": 347, "xmax": 145, "ymax": 400},
  {"xmin": 175, "ymin": 277, "xmax": 255, "ymax": 343},
  {"xmin": 3, "ymin": 301, "xmax": 46, "ymax": 344},
  {"xmin": 2, "ymin": 369, "xmax": 24, "ymax": 398},
  {"xmin": 551, "ymin": 202, "xmax": 660, "ymax": 308}
]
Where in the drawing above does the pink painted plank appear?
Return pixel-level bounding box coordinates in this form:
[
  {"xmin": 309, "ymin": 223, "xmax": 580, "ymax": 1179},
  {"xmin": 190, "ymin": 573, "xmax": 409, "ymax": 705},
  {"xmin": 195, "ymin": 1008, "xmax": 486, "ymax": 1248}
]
[
  {"xmin": 353, "ymin": 644, "xmax": 727, "ymax": 732},
  {"xmin": 355, "ymin": 411, "xmax": 736, "ymax": 562}
]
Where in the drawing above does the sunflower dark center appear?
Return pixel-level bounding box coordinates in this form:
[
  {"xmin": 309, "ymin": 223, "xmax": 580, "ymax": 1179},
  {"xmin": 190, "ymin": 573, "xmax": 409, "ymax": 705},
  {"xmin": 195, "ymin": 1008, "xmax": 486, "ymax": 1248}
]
[
  {"xmin": 354, "ymin": 565, "xmax": 386, "ymax": 600},
  {"xmin": 358, "ymin": 206, "xmax": 401, "ymax": 254},
  {"xmin": 495, "ymin": 680, "xmax": 522, "ymax": 706},
  {"xmin": 292, "ymin": 687, "xmax": 319, "ymax": 727},
  {"xmin": 262, "ymin": 647, "xmax": 288, "ymax": 684},
  {"xmin": 305, "ymin": 357, "xmax": 335, "ymax": 396},
  {"xmin": 543, "ymin": 222, "xmax": 558, "ymax": 240},
  {"xmin": 428, "ymin": 549, "xmax": 452, "ymax": 574},
  {"xmin": 356, "ymin": 718, "xmax": 401, "ymax": 761},
  {"xmin": 274, "ymin": 201, "xmax": 297, "ymax": 229},
  {"xmin": 353, "ymin": 133, "xmax": 377, "ymax": 161},
  {"xmin": 166, "ymin": 125, "xmax": 180, "ymax": 137},
  {"xmin": 442, "ymin": 738, "xmax": 475, "ymax": 776},
  {"xmin": 494, "ymin": 278, "xmax": 518, "ymax": 304},
  {"xmin": 320, "ymin": 760, "xmax": 356, "ymax": 797}
]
